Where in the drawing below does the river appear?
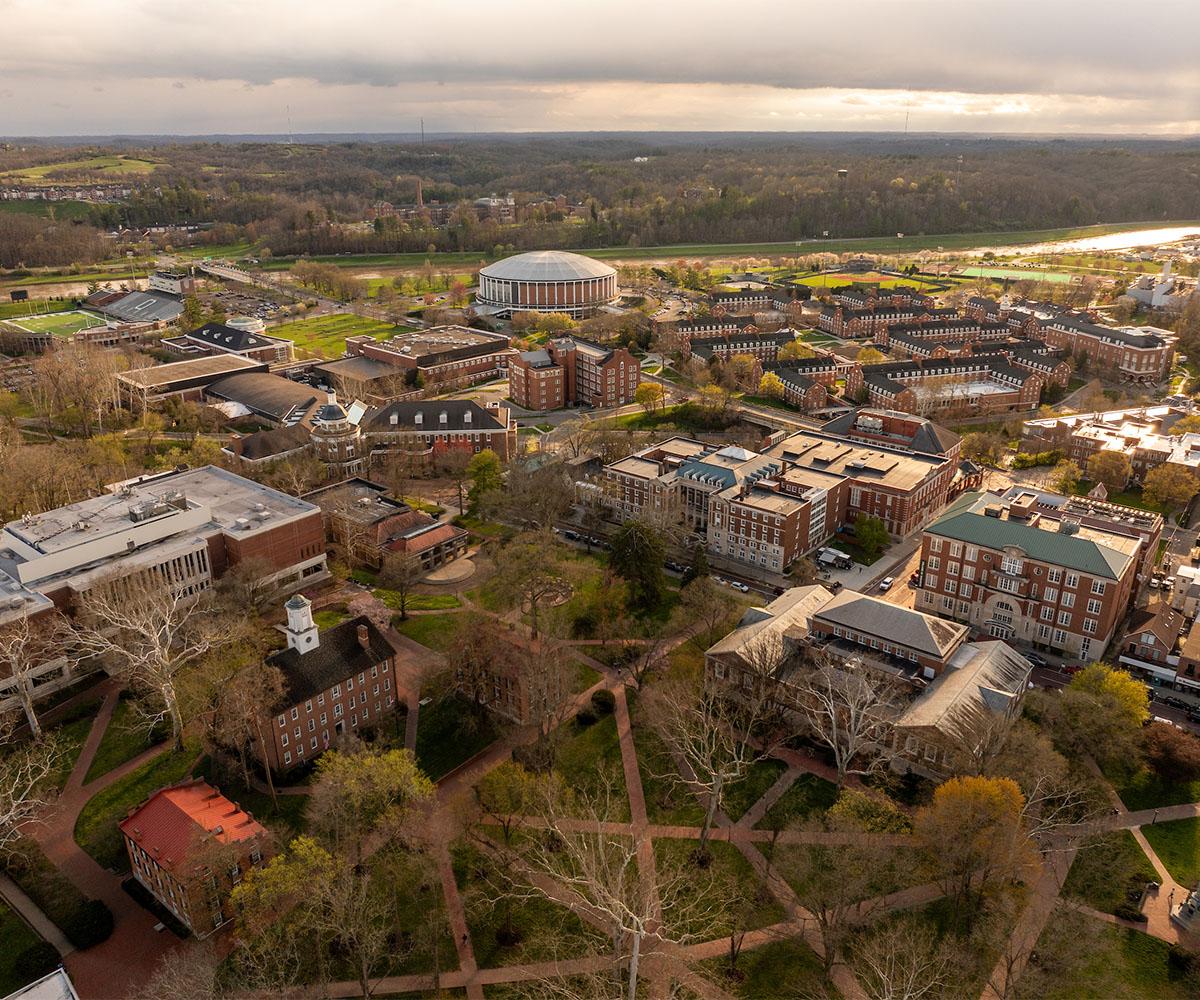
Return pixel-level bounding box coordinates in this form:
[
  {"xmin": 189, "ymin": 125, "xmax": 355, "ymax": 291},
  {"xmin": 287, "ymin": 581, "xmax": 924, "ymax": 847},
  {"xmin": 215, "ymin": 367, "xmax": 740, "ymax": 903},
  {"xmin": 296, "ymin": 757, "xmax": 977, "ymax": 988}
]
[{"xmin": 970, "ymin": 224, "xmax": 1200, "ymax": 257}]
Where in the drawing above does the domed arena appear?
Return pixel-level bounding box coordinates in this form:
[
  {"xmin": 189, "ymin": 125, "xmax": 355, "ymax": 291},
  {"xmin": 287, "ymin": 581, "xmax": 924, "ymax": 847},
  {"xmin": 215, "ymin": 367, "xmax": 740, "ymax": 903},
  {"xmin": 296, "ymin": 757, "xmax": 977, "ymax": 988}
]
[{"xmin": 476, "ymin": 250, "xmax": 618, "ymax": 318}]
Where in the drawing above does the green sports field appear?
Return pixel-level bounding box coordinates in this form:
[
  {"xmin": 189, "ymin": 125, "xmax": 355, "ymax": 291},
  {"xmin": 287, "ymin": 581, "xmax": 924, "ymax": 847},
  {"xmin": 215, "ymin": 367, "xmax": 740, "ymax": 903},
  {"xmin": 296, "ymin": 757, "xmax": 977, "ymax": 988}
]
[
  {"xmin": 958, "ymin": 265, "xmax": 1073, "ymax": 283},
  {"xmin": 6, "ymin": 310, "xmax": 107, "ymax": 336},
  {"xmin": 268, "ymin": 313, "xmax": 416, "ymax": 358}
]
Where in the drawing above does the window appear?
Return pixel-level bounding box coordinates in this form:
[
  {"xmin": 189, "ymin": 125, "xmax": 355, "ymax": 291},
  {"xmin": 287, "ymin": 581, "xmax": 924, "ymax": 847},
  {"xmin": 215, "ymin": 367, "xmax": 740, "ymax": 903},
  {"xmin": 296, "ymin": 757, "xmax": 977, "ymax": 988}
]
[
  {"xmin": 1091, "ymin": 580, "xmax": 1106, "ymax": 596},
  {"xmin": 1061, "ymin": 592, "xmax": 1075, "ymax": 609},
  {"xmin": 305, "ymin": 700, "xmax": 312, "ymax": 714},
  {"xmin": 927, "ymin": 556, "xmax": 941, "ymax": 571},
  {"xmin": 308, "ymin": 719, "xmax": 315, "ymax": 733},
  {"xmin": 281, "ymin": 732, "xmax": 288, "ymax": 746},
  {"xmin": 1066, "ymin": 573, "xmax": 1079, "ymax": 589},
  {"xmin": 284, "ymin": 751, "xmax": 292, "ymax": 765},
  {"xmin": 290, "ymin": 707, "xmax": 298, "ymax": 721},
  {"xmin": 1053, "ymin": 629, "xmax": 1068, "ymax": 646},
  {"xmin": 949, "ymin": 542, "xmax": 962, "ymax": 558},
  {"xmin": 1039, "ymin": 624, "xmax": 1051, "ymax": 640},
  {"xmin": 966, "ymin": 546, "xmax": 978, "ymax": 562},
  {"xmin": 1058, "ymin": 610, "xmax": 1072, "ymax": 626},
  {"xmin": 1040, "ymin": 606, "xmax": 1054, "ymax": 622},
  {"xmin": 963, "ymin": 564, "xmax": 975, "ymax": 582},
  {"xmin": 930, "ymin": 538, "xmax": 943, "ymax": 553},
  {"xmin": 334, "ymin": 704, "xmax": 343, "ymax": 718},
  {"xmin": 320, "ymin": 713, "xmax": 327, "ymax": 725},
  {"xmin": 1083, "ymin": 619, "xmax": 1098, "ymax": 635},
  {"xmin": 277, "ymin": 715, "xmax": 286, "ymax": 727},
  {"xmin": 1087, "ymin": 599, "xmax": 1102, "ymax": 615},
  {"xmin": 947, "ymin": 561, "xmax": 959, "ymax": 576},
  {"xmin": 1048, "ymin": 568, "xmax": 1062, "ymax": 584},
  {"xmin": 1000, "ymin": 556, "xmax": 1023, "ymax": 575},
  {"xmin": 944, "ymin": 579, "xmax": 957, "ymax": 595},
  {"xmin": 1044, "ymin": 587, "xmax": 1058, "ymax": 604},
  {"xmin": 960, "ymin": 584, "xmax": 972, "ymax": 600},
  {"xmin": 317, "ymin": 693, "xmax": 325, "ymax": 706}
]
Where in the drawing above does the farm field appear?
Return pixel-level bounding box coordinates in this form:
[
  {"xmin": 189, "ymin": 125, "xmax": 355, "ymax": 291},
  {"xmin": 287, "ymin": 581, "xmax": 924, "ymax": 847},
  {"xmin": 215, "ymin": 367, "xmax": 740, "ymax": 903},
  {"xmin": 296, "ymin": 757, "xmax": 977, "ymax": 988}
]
[
  {"xmin": 5, "ymin": 309, "xmax": 106, "ymax": 336},
  {"xmin": 0, "ymin": 199, "xmax": 94, "ymax": 220},
  {"xmin": 267, "ymin": 313, "xmax": 415, "ymax": 358},
  {"xmin": 0, "ymin": 154, "xmax": 159, "ymax": 182}
]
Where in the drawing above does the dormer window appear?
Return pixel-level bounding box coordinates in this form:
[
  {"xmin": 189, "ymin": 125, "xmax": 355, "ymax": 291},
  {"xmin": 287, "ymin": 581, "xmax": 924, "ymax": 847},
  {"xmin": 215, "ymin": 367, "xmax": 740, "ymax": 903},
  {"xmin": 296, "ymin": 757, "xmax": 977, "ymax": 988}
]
[
  {"xmin": 439, "ymin": 412, "xmax": 448, "ymax": 424},
  {"xmin": 390, "ymin": 413, "xmax": 398, "ymax": 426},
  {"xmin": 463, "ymin": 411, "xmax": 472, "ymax": 424},
  {"xmin": 414, "ymin": 412, "xmax": 423, "ymax": 425}
]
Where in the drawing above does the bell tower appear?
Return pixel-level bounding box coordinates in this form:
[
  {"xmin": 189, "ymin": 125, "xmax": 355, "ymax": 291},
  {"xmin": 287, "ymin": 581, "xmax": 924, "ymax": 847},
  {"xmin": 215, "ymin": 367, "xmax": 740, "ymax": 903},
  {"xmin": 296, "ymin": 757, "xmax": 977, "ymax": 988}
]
[{"xmin": 284, "ymin": 594, "xmax": 319, "ymax": 653}]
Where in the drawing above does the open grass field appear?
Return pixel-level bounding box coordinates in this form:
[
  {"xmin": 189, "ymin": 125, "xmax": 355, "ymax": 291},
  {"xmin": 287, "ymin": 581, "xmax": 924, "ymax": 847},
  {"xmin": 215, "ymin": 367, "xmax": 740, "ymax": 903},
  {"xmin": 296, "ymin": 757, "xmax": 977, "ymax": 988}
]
[
  {"xmin": 6, "ymin": 309, "xmax": 106, "ymax": 337},
  {"xmin": 0, "ymin": 155, "xmax": 159, "ymax": 183},
  {"xmin": 958, "ymin": 265, "xmax": 1074, "ymax": 283},
  {"xmin": 0, "ymin": 199, "xmax": 93, "ymax": 221},
  {"xmin": 267, "ymin": 313, "xmax": 413, "ymax": 358},
  {"xmin": 261, "ymin": 221, "xmax": 1193, "ymax": 271}
]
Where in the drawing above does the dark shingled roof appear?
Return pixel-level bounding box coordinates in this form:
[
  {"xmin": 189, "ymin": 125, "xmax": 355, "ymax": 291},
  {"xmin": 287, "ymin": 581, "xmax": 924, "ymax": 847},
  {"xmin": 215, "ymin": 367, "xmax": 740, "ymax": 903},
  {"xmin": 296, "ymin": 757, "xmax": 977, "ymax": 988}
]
[
  {"xmin": 267, "ymin": 615, "xmax": 394, "ymax": 705},
  {"xmin": 206, "ymin": 372, "xmax": 319, "ymax": 423},
  {"xmin": 365, "ymin": 398, "xmax": 506, "ymax": 432},
  {"xmin": 185, "ymin": 322, "xmax": 286, "ymax": 354},
  {"xmin": 233, "ymin": 425, "xmax": 311, "ymax": 461}
]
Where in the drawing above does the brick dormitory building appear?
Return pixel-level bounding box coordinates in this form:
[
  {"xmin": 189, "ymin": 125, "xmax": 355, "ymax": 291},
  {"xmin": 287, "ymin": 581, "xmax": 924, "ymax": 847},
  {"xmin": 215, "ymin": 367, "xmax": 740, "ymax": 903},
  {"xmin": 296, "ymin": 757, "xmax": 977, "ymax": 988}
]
[
  {"xmin": 509, "ymin": 336, "xmax": 640, "ymax": 410},
  {"xmin": 846, "ymin": 354, "xmax": 1044, "ymax": 417},
  {"xmin": 344, "ymin": 326, "xmax": 517, "ymax": 391},
  {"xmin": 600, "ymin": 409, "xmax": 968, "ymax": 577}
]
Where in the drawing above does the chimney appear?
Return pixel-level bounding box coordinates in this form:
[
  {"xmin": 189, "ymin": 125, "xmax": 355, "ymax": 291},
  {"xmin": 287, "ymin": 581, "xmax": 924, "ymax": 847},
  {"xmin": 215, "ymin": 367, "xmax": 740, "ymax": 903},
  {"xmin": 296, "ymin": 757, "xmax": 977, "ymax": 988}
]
[
  {"xmin": 228, "ymin": 433, "xmax": 244, "ymax": 459},
  {"xmin": 357, "ymin": 624, "xmax": 370, "ymax": 650}
]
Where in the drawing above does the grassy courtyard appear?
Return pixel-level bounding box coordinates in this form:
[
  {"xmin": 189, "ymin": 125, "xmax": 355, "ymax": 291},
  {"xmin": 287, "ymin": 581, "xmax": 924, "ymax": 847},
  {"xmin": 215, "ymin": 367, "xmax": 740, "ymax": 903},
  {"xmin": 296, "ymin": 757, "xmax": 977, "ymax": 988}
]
[
  {"xmin": 0, "ymin": 899, "xmax": 44, "ymax": 995},
  {"xmin": 1141, "ymin": 818, "xmax": 1200, "ymax": 888},
  {"xmin": 267, "ymin": 314, "xmax": 415, "ymax": 358}
]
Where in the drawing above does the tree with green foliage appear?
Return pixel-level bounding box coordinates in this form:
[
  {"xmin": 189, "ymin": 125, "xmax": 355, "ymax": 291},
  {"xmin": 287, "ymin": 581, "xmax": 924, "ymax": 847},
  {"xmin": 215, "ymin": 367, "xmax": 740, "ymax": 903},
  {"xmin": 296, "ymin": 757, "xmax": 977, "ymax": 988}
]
[
  {"xmin": 828, "ymin": 788, "xmax": 912, "ymax": 833},
  {"xmin": 633, "ymin": 381, "xmax": 666, "ymax": 414},
  {"xmin": 680, "ymin": 542, "xmax": 709, "ymax": 586},
  {"xmin": 758, "ymin": 370, "xmax": 786, "ymax": 399},
  {"xmin": 476, "ymin": 761, "xmax": 540, "ymax": 849},
  {"xmin": 960, "ymin": 431, "xmax": 1007, "ymax": 467},
  {"xmin": 777, "ymin": 339, "xmax": 815, "ymax": 362},
  {"xmin": 1143, "ymin": 463, "xmax": 1200, "ymax": 515},
  {"xmin": 853, "ymin": 514, "xmax": 890, "ymax": 561},
  {"xmin": 1168, "ymin": 413, "xmax": 1200, "ymax": 436},
  {"xmin": 465, "ymin": 448, "xmax": 502, "ymax": 515},
  {"xmin": 1051, "ymin": 458, "xmax": 1082, "ymax": 495},
  {"xmin": 180, "ymin": 294, "xmax": 205, "ymax": 330},
  {"xmin": 857, "ymin": 346, "xmax": 886, "ymax": 365},
  {"xmin": 1087, "ymin": 450, "xmax": 1132, "ymax": 492},
  {"xmin": 609, "ymin": 518, "xmax": 667, "ymax": 609}
]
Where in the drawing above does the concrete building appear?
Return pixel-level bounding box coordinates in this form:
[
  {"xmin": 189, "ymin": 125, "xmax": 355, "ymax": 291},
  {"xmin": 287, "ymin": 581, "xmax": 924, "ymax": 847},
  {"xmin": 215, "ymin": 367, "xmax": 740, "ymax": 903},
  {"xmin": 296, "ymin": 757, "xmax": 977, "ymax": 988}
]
[
  {"xmin": 345, "ymin": 326, "xmax": 516, "ymax": 390},
  {"xmin": 509, "ymin": 336, "xmax": 640, "ymax": 410},
  {"xmin": 262, "ymin": 596, "xmax": 399, "ymax": 771},
  {"xmin": 120, "ymin": 780, "xmax": 267, "ymax": 937},
  {"xmin": 147, "ymin": 270, "xmax": 196, "ymax": 296},
  {"xmin": 915, "ymin": 490, "xmax": 1144, "ymax": 659},
  {"xmin": 1125, "ymin": 261, "xmax": 1197, "ymax": 311},
  {"xmin": 476, "ymin": 251, "xmax": 618, "ymax": 318},
  {"xmin": 116, "ymin": 355, "xmax": 268, "ymax": 409},
  {"xmin": 301, "ymin": 478, "xmax": 467, "ymax": 571}
]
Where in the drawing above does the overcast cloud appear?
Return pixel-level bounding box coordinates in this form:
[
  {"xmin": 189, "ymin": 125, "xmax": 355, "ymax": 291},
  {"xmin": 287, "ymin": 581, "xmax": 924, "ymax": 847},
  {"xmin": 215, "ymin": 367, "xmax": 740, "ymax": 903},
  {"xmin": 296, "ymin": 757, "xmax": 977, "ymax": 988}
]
[{"xmin": 1, "ymin": 0, "xmax": 1197, "ymax": 135}]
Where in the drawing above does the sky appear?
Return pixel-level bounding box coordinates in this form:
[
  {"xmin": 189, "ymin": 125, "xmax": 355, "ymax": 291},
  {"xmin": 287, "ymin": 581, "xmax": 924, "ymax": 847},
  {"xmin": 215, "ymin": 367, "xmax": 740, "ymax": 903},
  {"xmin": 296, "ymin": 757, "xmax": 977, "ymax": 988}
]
[{"xmin": 1, "ymin": 0, "xmax": 1198, "ymax": 137}]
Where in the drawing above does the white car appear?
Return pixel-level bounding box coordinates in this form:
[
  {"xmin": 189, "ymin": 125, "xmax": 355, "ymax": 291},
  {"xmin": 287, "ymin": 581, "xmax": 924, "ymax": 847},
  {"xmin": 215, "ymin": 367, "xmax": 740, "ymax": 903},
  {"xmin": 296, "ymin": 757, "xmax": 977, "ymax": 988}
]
[
  {"xmin": 730, "ymin": 581, "xmax": 751, "ymax": 593},
  {"xmin": 878, "ymin": 576, "xmax": 894, "ymax": 592}
]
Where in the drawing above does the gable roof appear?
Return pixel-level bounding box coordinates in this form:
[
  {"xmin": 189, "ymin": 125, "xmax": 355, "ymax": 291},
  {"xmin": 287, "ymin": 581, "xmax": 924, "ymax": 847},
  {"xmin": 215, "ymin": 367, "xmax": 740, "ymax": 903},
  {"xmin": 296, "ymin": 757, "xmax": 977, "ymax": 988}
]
[
  {"xmin": 813, "ymin": 590, "xmax": 968, "ymax": 659},
  {"xmin": 267, "ymin": 614, "xmax": 395, "ymax": 704},
  {"xmin": 230, "ymin": 425, "xmax": 312, "ymax": 461},
  {"xmin": 365, "ymin": 399, "xmax": 506, "ymax": 432},
  {"xmin": 896, "ymin": 641, "xmax": 1031, "ymax": 731},
  {"xmin": 119, "ymin": 780, "xmax": 264, "ymax": 873},
  {"xmin": 206, "ymin": 372, "xmax": 319, "ymax": 424}
]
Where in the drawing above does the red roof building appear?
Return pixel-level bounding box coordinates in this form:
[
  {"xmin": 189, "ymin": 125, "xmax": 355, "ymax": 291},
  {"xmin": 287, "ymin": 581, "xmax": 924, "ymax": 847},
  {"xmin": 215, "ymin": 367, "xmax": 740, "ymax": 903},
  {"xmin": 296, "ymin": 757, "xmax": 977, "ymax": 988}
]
[{"xmin": 120, "ymin": 780, "xmax": 268, "ymax": 938}]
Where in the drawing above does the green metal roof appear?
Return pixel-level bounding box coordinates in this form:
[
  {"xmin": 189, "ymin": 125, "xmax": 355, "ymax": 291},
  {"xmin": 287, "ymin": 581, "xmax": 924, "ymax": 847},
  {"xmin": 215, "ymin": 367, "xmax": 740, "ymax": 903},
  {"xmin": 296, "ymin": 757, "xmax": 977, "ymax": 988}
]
[{"xmin": 926, "ymin": 493, "xmax": 1132, "ymax": 580}]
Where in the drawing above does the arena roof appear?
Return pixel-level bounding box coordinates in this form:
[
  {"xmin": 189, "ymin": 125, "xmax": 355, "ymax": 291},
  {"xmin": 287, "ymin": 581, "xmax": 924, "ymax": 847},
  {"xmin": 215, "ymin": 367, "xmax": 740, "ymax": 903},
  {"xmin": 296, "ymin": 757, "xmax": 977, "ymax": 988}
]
[{"xmin": 479, "ymin": 250, "xmax": 616, "ymax": 283}]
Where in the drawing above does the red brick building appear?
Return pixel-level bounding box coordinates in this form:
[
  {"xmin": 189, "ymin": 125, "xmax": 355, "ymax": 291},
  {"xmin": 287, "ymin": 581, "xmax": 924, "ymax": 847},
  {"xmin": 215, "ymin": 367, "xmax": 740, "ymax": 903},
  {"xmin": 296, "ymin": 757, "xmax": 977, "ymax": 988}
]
[
  {"xmin": 345, "ymin": 326, "xmax": 516, "ymax": 390},
  {"xmin": 685, "ymin": 330, "xmax": 795, "ymax": 364},
  {"xmin": 847, "ymin": 356, "xmax": 1043, "ymax": 418},
  {"xmin": 261, "ymin": 596, "xmax": 399, "ymax": 771},
  {"xmin": 120, "ymin": 781, "xmax": 267, "ymax": 938},
  {"xmin": 1039, "ymin": 316, "xmax": 1174, "ymax": 383},
  {"xmin": 363, "ymin": 399, "xmax": 517, "ymax": 462},
  {"xmin": 509, "ymin": 337, "xmax": 640, "ymax": 410}
]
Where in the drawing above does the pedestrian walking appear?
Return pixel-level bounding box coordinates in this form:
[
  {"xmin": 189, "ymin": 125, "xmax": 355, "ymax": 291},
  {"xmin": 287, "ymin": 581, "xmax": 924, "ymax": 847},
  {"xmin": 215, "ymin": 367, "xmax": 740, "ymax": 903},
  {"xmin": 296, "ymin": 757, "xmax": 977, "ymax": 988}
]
[{"xmin": 1153, "ymin": 809, "xmax": 1159, "ymax": 824}]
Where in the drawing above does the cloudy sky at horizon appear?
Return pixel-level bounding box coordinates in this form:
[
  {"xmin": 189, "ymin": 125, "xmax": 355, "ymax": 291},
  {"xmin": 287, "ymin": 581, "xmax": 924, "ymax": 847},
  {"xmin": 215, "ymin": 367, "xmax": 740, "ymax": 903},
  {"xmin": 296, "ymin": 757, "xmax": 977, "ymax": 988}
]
[{"xmin": 1, "ymin": 0, "xmax": 1198, "ymax": 136}]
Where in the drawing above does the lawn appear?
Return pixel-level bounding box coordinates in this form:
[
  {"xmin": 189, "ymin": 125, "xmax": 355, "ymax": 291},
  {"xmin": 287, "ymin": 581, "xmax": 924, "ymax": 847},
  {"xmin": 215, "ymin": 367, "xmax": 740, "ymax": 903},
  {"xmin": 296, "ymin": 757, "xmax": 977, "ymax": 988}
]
[
  {"xmin": 0, "ymin": 199, "xmax": 93, "ymax": 220},
  {"xmin": 2, "ymin": 837, "xmax": 91, "ymax": 947},
  {"xmin": 394, "ymin": 612, "xmax": 461, "ymax": 652},
  {"xmin": 83, "ymin": 697, "xmax": 167, "ymax": 785},
  {"xmin": 631, "ymin": 701, "xmax": 706, "ymax": 826},
  {"xmin": 722, "ymin": 757, "xmax": 787, "ymax": 823},
  {"xmin": 0, "ymin": 899, "xmax": 44, "ymax": 996},
  {"xmin": 554, "ymin": 712, "xmax": 629, "ymax": 820},
  {"xmin": 1062, "ymin": 830, "xmax": 1157, "ymax": 914},
  {"xmin": 266, "ymin": 314, "xmax": 415, "ymax": 359},
  {"xmin": 414, "ymin": 694, "xmax": 499, "ymax": 781},
  {"xmin": 700, "ymin": 936, "xmax": 828, "ymax": 999},
  {"xmin": 451, "ymin": 840, "xmax": 606, "ymax": 969},
  {"xmin": 958, "ymin": 265, "xmax": 1073, "ymax": 283},
  {"xmin": 757, "ymin": 773, "xmax": 839, "ymax": 829},
  {"xmin": 1141, "ymin": 818, "xmax": 1200, "ymax": 887},
  {"xmin": 377, "ymin": 590, "xmax": 462, "ymax": 612},
  {"xmin": 1112, "ymin": 767, "xmax": 1200, "ymax": 811},
  {"xmin": 1016, "ymin": 908, "xmax": 1195, "ymax": 1000},
  {"xmin": 653, "ymin": 838, "xmax": 785, "ymax": 939},
  {"xmin": 6, "ymin": 310, "xmax": 106, "ymax": 337},
  {"xmin": 313, "ymin": 607, "xmax": 350, "ymax": 629},
  {"xmin": 74, "ymin": 742, "xmax": 199, "ymax": 872}
]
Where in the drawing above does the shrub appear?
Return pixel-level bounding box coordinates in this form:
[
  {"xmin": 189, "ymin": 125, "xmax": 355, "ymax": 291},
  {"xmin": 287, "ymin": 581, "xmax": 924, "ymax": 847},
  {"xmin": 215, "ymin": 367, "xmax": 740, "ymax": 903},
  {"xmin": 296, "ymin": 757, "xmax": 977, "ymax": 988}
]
[
  {"xmin": 1011, "ymin": 449, "xmax": 1062, "ymax": 470},
  {"xmin": 575, "ymin": 707, "xmax": 598, "ymax": 728},
  {"xmin": 1114, "ymin": 900, "xmax": 1148, "ymax": 923},
  {"xmin": 13, "ymin": 941, "xmax": 60, "ymax": 981},
  {"xmin": 63, "ymin": 898, "xmax": 114, "ymax": 949},
  {"xmin": 590, "ymin": 689, "xmax": 616, "ymax": 716},
  {"xmin": 1167, "ymin": 944, "xmax": 1199, "ymax": 974}
]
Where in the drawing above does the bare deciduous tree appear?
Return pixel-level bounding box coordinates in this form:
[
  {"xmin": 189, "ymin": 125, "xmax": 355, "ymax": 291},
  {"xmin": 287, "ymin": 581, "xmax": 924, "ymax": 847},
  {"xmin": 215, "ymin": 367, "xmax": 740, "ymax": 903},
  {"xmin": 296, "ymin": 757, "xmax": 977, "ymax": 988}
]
[
  {"xmin": 791, "ymin": 654, "xmax": 902, "ymax": 789},
  {"xmin": 0, "ymin": 612, "xmax": 74, "ymax": 738},
  {"xmin": 72, "ymin": 581, "xmax": 231, "ymax": 749},
  {"xmin": 0, "ymin": 716, "xmax": 66, "ymax": 857},
  {"xmin": 851, "ymin": 913, "xmax": 959, "ymax": 1000}
]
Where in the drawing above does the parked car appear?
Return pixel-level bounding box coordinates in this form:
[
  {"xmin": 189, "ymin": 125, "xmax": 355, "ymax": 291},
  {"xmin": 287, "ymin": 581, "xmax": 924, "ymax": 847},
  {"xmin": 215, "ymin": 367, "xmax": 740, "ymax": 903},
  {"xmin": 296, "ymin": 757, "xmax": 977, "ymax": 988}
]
[
  {"xmin": 1186, "ymin": 708, "xmax": 1200, "ymax": 724},
  {"xmin": 563, "ymin": 529, "xmax": 580, "ymax": 541},
  {"xmin": 730, "ymin": 581, "xmax": 751, "ymax": 593},
  {"xmin": 1165, "ymin": 576, "xmax": 1176, "ymax": 590},
  {"xmin": 1023, "ymin": 651, "xmax": 1049, "ymax": 669},
  {"xmin": 1163, "ymin": 695, "xmax": 1190, "ymax": 710},
  {"xmin": 1062, "ymin": 663, "xmax": 1085, "ymax": 676},
  {"xmin": 1149, "ymin": 576, "xmax": 1162, "ymax": 589},
  {"xmin": 878, "ymin": 576, "xmax": 894, "ymax": 592}
]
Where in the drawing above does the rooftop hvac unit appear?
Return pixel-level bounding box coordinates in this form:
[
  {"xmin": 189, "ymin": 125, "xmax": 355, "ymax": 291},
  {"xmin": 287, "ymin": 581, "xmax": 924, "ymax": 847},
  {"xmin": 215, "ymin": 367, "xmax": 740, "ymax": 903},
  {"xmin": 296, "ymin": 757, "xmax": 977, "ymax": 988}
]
[{"xmin": 235, "ymin": 517, "xmax": 251, "ymax": 530}]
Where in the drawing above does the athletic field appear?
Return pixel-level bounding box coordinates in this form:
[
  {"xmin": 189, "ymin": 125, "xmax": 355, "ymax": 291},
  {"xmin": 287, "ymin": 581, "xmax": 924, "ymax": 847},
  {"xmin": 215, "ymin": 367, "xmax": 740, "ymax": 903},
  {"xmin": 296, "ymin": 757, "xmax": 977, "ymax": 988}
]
[{"xmin": 6, "ymin": 310, "xmax": 108, "ymax": 336}]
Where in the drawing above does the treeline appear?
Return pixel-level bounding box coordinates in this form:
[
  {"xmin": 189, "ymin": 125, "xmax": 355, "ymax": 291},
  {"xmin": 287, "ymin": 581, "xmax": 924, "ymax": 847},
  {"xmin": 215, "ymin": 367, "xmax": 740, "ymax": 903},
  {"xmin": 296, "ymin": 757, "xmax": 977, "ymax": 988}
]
[{"xmin": 0, "ymin": 212, "xmax": 110, "ymax": 268}]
